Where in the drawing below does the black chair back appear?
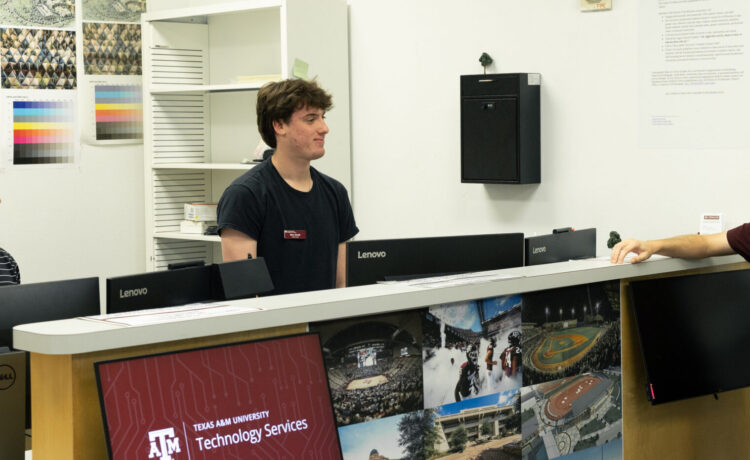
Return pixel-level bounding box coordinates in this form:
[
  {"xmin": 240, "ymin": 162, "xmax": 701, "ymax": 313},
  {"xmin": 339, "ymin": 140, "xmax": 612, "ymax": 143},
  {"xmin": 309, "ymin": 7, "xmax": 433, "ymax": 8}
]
[{"xmin": 0, "ymin": 248, "xmax": 20, "ymax": 286}]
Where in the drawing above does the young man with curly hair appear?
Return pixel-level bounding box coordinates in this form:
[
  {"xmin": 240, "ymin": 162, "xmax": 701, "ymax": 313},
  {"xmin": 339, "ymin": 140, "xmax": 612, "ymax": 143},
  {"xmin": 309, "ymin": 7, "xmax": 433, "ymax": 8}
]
[{"xmin": 217, "ymin": 79, "xmax": 358, "ymax": 295}]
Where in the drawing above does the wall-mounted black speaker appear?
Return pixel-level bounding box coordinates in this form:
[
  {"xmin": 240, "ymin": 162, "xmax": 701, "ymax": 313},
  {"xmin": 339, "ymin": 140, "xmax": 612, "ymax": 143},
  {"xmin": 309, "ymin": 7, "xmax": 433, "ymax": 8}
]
[{"xmin": 461, "ymin": 73, "xmax": 540, "ymax": 184}]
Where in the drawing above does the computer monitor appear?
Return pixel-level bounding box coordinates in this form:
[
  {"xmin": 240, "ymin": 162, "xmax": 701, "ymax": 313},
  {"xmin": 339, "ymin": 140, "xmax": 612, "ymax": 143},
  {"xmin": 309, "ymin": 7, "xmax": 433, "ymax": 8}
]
[
  {"xmin": 106, "ymin": 264, "xmax": 212, "ymax": 314},
  {"xmin": 106, "ymin": 258, "xmax": 273, "ymax": 314},
  {"xmin": 211, "ymin": 258, "xmax": 274, "ymax": 300},
  {"xmin": 0, "ymin": 277, "xmax": 100, "ymax": 350},
  {"xmin": 0, "ymin": 277, "xmax": 100, "ymax": 429},
  {"xmin": 524, "ymin": 228, "xmax": 596, "ymax": 266},
  {"xmin": 345, "ymin": 233, "xmax": 524, "ymax": 287},
  {"xmin": 95, "ymin": 333, "xmax": 342, "ymax": 460},
  {"xmin": 629, "ymin": 269, "xmax": 750, "ymax": 405}
]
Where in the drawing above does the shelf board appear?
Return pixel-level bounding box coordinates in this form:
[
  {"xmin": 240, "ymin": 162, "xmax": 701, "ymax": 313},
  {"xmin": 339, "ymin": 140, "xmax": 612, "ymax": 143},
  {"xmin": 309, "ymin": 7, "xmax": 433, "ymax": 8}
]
[
  {"xmin": 149, "ymin": 82, "xmax": 274, "ymax": 94},
  {"xmin": 143, "ymin": 0, "xmax": 282, "ymax": 23},
  {"xmin": 152, "ymin": 162, "xmax": 258, "ymax": 170},
  {"xmin": 154, "ymin": 232, "xmax": 221, "ymax": 243}
]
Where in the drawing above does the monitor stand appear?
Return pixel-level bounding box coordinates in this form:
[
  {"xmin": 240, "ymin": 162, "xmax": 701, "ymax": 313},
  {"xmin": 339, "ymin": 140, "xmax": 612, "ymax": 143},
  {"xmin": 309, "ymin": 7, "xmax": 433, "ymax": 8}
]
[{"xmin": 0, "ymin": 350, "xmax": 26, "ymax": 460}]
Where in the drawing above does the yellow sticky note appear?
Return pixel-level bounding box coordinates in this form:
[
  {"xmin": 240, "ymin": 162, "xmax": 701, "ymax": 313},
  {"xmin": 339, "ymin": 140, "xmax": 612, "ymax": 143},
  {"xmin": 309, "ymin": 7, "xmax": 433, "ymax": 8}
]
[{"xmin": 292, "ymin": 58, "xmax": 309, "ymax": 80}]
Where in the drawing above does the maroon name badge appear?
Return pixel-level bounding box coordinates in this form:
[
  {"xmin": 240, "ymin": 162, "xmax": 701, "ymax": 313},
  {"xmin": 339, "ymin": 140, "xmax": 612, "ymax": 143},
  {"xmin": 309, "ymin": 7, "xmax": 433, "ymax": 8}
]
[{"xmin": 284, "ymin": 230, "xmax": 307, "ymax": 240}]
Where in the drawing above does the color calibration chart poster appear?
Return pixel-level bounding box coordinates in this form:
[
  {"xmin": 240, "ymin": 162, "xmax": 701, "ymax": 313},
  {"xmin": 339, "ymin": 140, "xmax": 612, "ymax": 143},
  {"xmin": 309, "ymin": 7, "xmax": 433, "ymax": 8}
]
[
  {"xmin": 95, "ymin": 333, "xmax": 342, "ymax": 460},
  {"xmin": 92, "ymin": 84, "xmax": 142, "ymax": 142},
  {"xmin": 4, "ymin": 93, "xmax": 77, "ymax": 167},
  {"xmin": 0, "ymin": 0, "xmax": 145, "ymax": 165}
]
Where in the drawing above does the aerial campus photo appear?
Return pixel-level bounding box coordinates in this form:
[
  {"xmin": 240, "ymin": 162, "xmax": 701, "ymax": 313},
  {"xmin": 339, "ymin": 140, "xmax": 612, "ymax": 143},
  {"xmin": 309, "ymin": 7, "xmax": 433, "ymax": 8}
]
[
  {"xmin": 338, "ymin": 390, "xmax": 521, "ymax": 460},
  {"xmin": 519, "ymin": 281, "xmax": 622, "ymax": 460}
]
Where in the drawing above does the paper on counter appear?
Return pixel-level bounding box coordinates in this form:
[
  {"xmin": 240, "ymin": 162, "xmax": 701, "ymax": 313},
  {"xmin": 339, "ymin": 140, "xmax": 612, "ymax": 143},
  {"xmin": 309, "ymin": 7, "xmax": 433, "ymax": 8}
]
[
  {"xmin": 82, "ymin": 302, "xmax": 263, "ymax": 327},
  {"xmin": 378, "ymin": 271, "xmax": 521, "ymax": 289},
  {"xmin": 585, "ymin": 254, "xmax": 668, "ymax": 263}
]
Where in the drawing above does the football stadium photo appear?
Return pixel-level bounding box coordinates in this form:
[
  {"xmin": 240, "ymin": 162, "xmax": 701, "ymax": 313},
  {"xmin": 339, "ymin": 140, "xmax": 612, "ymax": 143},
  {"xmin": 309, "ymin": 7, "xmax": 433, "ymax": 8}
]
[{"xmin": 422, "ymin": 296, "xmax": 523, "ymax": 409}]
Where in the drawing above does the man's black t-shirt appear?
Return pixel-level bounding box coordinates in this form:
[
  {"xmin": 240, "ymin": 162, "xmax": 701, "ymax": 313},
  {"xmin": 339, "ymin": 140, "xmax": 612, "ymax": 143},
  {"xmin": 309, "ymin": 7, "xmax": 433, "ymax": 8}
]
[{"xmin": 217, "ymin": 159, "xmax": 358, "ymax": 295}]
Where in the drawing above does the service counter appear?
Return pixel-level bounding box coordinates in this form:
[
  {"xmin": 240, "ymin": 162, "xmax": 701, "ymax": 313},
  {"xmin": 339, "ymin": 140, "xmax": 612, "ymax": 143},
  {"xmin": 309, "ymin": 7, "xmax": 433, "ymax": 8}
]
[{"xmin": 14, "ymin": 254, "xmax": 750, "ymax": 459}]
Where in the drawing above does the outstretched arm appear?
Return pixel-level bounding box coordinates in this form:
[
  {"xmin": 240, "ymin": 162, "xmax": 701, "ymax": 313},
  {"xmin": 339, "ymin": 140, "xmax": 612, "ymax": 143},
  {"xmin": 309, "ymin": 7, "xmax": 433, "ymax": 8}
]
[{"xmin": 610, "ymin": 232, "xmax": 734, "ymax": 264}]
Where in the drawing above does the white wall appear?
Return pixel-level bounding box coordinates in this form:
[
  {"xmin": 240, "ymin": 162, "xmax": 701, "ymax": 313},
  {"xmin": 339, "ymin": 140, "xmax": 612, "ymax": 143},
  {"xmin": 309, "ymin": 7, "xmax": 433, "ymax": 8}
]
[
  {"xmin": 348, "ymin": 1, "xmax": 747, "ymax": 254},
  {"xmin": 0, "ymin": 1, "xmax": 147, "ymax": 285},
  {"xmin": 0, "ymin": 143, "xmax": 145, "ymax": 284},
  {"xmin": 5, "ymin": 0, "xmax": 746, "ymax": 284}
]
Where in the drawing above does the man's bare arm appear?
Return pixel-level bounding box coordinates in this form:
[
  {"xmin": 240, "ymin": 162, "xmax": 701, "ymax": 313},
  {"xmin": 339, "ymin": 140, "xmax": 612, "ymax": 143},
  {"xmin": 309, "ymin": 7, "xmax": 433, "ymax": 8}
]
[
  {"xmin": 220, "ymin": 228, "xmax": 258, "ymax": 262},
  {"xmin": 610, "ymin": 232, "xmax": 733, "ymax": 264},
  {"xmin": 336, "ymin": 242, "xmax": 347, "ymax": 288}
]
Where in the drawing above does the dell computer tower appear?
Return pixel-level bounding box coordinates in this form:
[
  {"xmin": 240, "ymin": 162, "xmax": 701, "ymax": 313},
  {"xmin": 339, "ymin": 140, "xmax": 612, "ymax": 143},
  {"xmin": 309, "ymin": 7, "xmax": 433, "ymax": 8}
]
[{"xmin": 461, "ymin": 73, "xmax": 540, "ymax": 184}]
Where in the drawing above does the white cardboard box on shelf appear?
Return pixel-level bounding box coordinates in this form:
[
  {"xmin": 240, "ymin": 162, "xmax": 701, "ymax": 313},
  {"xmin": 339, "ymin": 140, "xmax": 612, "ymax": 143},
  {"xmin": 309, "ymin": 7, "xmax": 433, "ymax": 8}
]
[
  {"xmin": 180, "ymin": 220, "xmax": 210, "ymax": 234},
  {"xmin": 184, "ymin": 203, "xmax": 218, "ymax": 222}
]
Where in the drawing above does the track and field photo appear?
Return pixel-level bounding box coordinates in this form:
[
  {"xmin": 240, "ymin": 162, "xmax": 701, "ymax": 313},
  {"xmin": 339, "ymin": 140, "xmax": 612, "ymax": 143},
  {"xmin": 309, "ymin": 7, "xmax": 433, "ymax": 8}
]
[{"xmin": 520, "ymin": 371, "xmax": 622, "ymax": 460}]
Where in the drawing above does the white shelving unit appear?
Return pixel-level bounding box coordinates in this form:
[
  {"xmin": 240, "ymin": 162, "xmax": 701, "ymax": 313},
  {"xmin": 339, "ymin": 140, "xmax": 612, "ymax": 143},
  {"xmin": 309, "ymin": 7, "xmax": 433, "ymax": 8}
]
[
  {"xmin": 150, "ymin": 82, "xmax": 273, "ymax": 94},
  {"xmin": 142, "ymin": 0, "xmax": 351, "ymax": 271},
  {"xmin": 152, "ymin": 163, "xmax": 258, "ymax": 170}
]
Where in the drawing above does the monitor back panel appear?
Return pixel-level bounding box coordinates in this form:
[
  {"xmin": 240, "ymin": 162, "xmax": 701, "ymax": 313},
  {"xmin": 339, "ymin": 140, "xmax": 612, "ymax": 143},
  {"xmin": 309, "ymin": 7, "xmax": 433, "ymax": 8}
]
[
  {"xmin": 211, "ymin": 258, "xmax": 274, "ymax": 300},
  {"xmin": 524, "ymin": 228, "xmax": 596, "ymax": 266},
  {"xmin": 106, "ymin": 266, "xmax": 212, "ymax": 314},
  {"xmin": 346, "ymin": 233, "xmax": 524, "ymax": 287},
  {"xmin": 0, "ymin": 277, "xmax": 99, "ymax": 430},
  {"xmin": 0, "ymin": 277, "xmax": 100, "ymax": 348}
]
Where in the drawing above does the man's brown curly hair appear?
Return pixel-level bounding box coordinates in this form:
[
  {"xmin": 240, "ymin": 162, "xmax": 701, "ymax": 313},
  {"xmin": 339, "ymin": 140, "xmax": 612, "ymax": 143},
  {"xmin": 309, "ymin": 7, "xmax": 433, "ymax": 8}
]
[{"xmin": 256, "ymin": 79, "xmax": 333, "ymax": 148}]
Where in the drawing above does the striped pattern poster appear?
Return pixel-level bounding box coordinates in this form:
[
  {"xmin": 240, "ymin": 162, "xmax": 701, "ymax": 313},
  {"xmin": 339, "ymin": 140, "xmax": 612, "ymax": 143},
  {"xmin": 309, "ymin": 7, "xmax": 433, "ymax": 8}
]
[
  {"xmin": 94, "ymin": 85, "xmax": 143, "ymax": 140},
  {"xmin": 12, "ymin": 100, "xmax": 75, "ymax": 165}
]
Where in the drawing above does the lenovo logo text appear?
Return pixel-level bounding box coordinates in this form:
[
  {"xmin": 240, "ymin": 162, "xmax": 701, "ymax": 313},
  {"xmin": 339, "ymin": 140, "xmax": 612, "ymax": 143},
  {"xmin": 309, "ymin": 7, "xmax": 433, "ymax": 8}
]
[
  {"xmin": 532, "ymin": 246, "xmax": 547, "ymax": 254},
  {"xmin": 120, "ymin": 287, "xmax": 148, "ymax": 299},
  {"xmin": 357, "ymin": 250, "xmax": 387, "ymax": 259}
]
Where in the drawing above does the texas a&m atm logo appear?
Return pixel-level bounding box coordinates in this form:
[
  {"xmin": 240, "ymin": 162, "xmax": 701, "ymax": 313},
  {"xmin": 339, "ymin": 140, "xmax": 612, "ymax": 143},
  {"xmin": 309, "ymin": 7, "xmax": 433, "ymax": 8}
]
[{"xmin": 148, "ymin": 428, "xmax": 181, "ymax": 460}]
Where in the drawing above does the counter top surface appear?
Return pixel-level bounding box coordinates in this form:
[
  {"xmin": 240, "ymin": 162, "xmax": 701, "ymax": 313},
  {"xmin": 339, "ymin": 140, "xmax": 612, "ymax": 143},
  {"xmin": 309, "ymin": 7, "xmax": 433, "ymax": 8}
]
[{"xmin": 13, "ymin": 254, "xmax": 746, "ymax": 355}]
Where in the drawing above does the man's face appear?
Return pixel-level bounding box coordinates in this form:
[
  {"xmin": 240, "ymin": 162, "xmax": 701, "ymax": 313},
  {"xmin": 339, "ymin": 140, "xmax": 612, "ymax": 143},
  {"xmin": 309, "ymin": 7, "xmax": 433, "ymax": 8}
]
[
  {"xmin": 467, "ymin": 347, "xmax": 478, "ymax": 364},
  {"xmin": 274, "ymin": 106, "xmax": 329, "ymax": 161}
]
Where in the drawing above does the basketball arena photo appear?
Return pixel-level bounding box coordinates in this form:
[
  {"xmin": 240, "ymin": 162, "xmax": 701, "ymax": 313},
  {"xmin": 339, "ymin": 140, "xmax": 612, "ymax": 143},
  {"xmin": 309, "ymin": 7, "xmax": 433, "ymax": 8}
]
[{"xmin": 310, "ymin": 311, "xmax": 425, "ymax": 427}]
